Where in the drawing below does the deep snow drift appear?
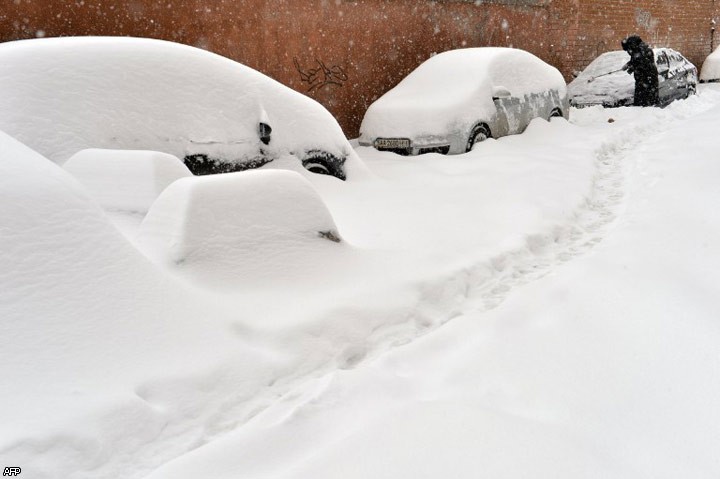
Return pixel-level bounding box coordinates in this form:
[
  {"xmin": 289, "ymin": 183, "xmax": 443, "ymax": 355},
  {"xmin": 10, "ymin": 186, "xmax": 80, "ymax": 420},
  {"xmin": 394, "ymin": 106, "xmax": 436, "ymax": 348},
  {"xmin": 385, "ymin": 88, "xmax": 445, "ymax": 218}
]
[
  {"xmin": 2, "ymin": 85, "xmax": 720, "ymax": 479},
  {"xmin": 700, "ymin": 44, "xmax": 720, "ymax": 82},
  {"xmin": 63, "ymin": 149, "xmax": 192, "ymax": 233}
]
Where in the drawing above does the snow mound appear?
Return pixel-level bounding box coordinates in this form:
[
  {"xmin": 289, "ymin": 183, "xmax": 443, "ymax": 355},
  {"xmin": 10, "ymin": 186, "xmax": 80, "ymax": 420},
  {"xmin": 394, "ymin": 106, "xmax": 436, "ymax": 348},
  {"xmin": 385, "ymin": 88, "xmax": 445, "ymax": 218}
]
[
  {"xmin": 0, "ymin": 128, "xmax": 168, "ymax": 444},
  {"xmin": 137, "ymin": 170, "xmax": 344, "ymax": 288},
  {"xmin": 0, "ymin": 129, "xmax": 276, "ymax": 478},
  {"xmin": 63, "ymin": 149, "xmax": 191, "ymax": 215},
  {"xmin": 700, "ymin": 45, "xmax": 720, "ymax": 82}
]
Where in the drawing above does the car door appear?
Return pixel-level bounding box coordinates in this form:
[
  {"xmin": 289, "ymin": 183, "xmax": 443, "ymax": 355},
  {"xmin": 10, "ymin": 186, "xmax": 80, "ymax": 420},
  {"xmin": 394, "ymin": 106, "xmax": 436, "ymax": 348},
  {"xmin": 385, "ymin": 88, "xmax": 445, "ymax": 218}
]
[
  {"xmin": 668, "ymin": 52, "xmax": 694, "ymax": 98},
  {"xmin": 492, "ymin": 90, "xmax": 524, "ymax": 135},
  {"xmin": 655, "ymin": 50, "xmax": 674, "ymax": 105}
]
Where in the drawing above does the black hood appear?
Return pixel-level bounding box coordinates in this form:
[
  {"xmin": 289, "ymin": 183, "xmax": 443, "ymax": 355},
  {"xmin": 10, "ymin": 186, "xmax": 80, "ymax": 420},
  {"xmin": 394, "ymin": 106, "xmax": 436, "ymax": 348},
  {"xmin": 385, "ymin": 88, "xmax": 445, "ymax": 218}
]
[{"xmin": 621, "ymin": 35, "xmax": 644, "ymax": 53}]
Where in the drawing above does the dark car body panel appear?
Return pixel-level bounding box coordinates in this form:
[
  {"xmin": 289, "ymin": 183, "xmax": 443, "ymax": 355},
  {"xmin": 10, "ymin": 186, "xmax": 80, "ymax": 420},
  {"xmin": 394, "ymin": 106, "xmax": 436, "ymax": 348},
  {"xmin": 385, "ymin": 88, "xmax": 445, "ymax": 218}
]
[{"xmin": 569, "ymin": 48, "xmax": 697, "ymax": 108}]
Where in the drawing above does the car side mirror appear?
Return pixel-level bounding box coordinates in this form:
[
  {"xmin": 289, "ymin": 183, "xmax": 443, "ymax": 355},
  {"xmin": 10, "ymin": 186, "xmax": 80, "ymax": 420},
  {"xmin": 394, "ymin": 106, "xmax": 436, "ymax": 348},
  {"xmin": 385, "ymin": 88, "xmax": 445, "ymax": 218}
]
[
  {"xmin": 492, "ymin": 86, "xmax": 512, "ymax": 100},
  {"xmin": 259, "ymin": 122, "xmax": 272, "ymax": 145}
]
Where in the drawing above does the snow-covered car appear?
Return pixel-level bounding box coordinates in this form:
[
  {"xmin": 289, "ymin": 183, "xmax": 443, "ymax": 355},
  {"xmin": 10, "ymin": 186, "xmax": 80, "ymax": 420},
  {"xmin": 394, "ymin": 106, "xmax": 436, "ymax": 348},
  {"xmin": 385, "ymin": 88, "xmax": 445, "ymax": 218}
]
[
  {"xmin": 699, "ymin": 45, "xmax": 720, "ymax": 83},
  {"xmin": 358, "ymin": 47, "xmax": 568, "ymax": 155},
  {"xmin": 0, "ymin": 37, "xmax": 362, "ymax": 180},
  {"xmin": 569, "ymin": 48, "xmax": 697, "ymax": 108}
]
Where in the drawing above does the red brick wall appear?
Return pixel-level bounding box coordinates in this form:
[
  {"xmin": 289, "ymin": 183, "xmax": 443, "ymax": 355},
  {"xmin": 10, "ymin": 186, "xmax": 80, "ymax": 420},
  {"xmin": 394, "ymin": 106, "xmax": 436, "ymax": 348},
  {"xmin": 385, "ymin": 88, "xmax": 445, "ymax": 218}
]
[
  {"xmin": 548, "ymin": 0, "xmax": 720, "ymax": 77},
  {"xmin": 1, "ymin": 0, "xmax": 719, "ymax": 137}
]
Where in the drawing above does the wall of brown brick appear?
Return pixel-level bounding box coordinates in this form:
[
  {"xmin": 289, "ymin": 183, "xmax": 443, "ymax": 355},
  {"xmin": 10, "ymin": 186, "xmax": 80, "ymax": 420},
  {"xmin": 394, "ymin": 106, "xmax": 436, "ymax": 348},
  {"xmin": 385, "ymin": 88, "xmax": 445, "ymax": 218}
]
[
  {"xmin": 1, "ymin": 0, "xmax": 719, "ymax": 137},
  {"xmin": 548, "ymin": 0, "xmax": 720, "ymax": 77}
]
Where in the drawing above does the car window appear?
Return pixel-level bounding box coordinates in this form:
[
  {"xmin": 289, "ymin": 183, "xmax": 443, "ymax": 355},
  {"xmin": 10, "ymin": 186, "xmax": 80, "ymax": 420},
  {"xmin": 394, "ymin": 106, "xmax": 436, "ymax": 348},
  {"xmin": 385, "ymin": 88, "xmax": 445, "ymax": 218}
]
[
  {"xmin": 656, "ymin": 51, "xmax": 670, "ymax": 76},
  {"xmin": 669, "ymin": 52, "xmax": 689, "ymax": 74}
]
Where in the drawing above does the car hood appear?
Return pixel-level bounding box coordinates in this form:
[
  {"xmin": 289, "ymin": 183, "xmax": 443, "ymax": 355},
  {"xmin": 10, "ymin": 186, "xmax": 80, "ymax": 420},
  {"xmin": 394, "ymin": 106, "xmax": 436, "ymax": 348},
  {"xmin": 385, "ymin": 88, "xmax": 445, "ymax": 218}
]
[{"xmin": 568, "ymin": 70, "xmax": 634, "ymax": 107}]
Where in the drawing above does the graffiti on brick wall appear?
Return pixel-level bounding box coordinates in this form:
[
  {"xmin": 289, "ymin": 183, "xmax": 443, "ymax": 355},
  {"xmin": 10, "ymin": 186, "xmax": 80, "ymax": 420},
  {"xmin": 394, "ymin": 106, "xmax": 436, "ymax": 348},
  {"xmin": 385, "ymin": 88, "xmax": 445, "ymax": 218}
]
[
  {"xmin": 635, "ymin": 8, "xmax": 659, "ymax": 32},
  {"xmin": 293, "ymin": 57, "xmax": 348, "ymax": 92}
]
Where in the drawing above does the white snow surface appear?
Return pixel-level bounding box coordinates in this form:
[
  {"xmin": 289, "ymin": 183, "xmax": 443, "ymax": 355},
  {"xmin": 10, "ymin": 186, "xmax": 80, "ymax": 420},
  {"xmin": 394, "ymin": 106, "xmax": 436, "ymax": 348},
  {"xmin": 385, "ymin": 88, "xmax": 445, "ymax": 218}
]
[
  {"xmin": 63, "ymin": 149, "xmax": 191, "ymax": 232},
  {"xmin": 136, "ymin": 170, "xmax": 344, "ymax": 289},
  {"xmin": 148, "ymin": 89, "xmax": 720, "ymax": 479},
  {"xmin": 2, "ymin": 80, "xmax": 720, "ymax": 479},
  {"xmin": 360, "ymin": 47, "xmax": 566, "ymax": 139},
  {"xmin": 0, "ymin": 36, "xmax": 365, "ymax": 177},
  {"xmin": 700, "ymin": 44, "xmax": 720, "ymax": 82},
  {"xmin": 0, "ymin": 130, "xmax": 279, "ymax": 477}
]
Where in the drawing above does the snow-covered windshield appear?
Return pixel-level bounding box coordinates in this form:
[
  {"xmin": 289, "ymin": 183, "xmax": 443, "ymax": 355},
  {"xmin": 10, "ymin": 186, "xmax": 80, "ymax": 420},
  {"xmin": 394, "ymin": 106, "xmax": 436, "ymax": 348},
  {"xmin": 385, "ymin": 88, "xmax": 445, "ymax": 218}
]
[{"xmin": 568, "ymin": 50, "xmax": 633, "ymax": 104}]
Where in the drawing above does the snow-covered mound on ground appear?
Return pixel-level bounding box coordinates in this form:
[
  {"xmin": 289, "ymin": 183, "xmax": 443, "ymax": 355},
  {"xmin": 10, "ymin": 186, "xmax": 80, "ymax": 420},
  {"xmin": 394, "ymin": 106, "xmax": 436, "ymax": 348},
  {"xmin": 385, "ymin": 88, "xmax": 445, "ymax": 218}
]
[
  {"xmin": 360, "ymin": 47, "xmax": 566, "ymax": 140},
  {"xmin": 700, "ymin": 45, "xmax": 720, "ymax": 82},
  {"xmin": 137, "ymin": 170, "xmax": 344, "ymax": 288},
  {"xmin": 63, "ymin": 149, "xmax": 191, "ymax": 232},
  {"xmin": 0, "ymin": 36, "xmax": 365, "ymax": 180},
  {"xmin": 0, "ymin": 130, "xmax": 286, "ymax": 478}
]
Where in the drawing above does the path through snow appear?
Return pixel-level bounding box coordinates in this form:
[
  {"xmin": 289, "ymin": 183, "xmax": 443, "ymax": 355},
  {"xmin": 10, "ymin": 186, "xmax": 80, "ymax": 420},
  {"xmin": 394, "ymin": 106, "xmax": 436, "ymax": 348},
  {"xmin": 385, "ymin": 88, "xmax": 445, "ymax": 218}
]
[{"xmin": 140, "ymin": 90, "xmax": 720, "ymax": 478}]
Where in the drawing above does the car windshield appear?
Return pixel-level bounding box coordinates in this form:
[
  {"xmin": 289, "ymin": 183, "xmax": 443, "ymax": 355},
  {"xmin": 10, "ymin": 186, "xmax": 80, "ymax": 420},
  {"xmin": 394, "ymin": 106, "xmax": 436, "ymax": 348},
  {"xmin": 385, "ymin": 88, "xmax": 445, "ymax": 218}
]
[{"xmin": 580, "ymin": 51, "xmax": 630, "ymax": 78}]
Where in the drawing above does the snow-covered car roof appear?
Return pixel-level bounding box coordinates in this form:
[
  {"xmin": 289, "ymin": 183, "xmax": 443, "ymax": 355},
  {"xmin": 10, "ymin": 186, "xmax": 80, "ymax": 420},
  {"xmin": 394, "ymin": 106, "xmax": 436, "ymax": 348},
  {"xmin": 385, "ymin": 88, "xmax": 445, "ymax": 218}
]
[
  {"xmin": 700, "ymin": 45, "xmax": 720, "ymax": 82},
  {"xmin": 360, "ymin": 47, "xmax": 566, "ymax": 139},
  {"xmin": 0, "ymin": 36, "xmax": 364, "ymax": 179}
]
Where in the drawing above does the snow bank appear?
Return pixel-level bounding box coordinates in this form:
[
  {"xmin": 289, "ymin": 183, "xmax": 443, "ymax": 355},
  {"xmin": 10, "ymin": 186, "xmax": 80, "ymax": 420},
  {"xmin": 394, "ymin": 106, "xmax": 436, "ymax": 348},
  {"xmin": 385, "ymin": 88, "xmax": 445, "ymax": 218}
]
[
  {"xmin": 0, "ymin": 130, "xmax": 282, "ymax": 478},
  {"xmin": 360, "ymin": 47, "xmax": 566, "ymax": 140},
  {"xmin": 63, "ymin": 149, "xmax": 191, "ymax": 230},
  {"xmin": 137, "ymin": 170, "xmax": 344, "ymax": 288},
  {"xmin": 0, "ymin": 37, "xmax": 365, "ymax": 178},
  {"xmin": 700, "ymin": 45, "xmax": 720, "ymax": 82},
  {"xmin": 0, "ymin": 129, "xmax": 185, "ymax": 460}
]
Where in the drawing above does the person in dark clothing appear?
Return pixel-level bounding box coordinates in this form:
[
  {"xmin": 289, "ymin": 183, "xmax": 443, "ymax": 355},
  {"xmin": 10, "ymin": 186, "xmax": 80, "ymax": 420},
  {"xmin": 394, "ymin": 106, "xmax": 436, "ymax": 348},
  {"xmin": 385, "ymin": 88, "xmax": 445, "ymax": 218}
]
[{"xmin": 621, "ymin": 35, "xmax": 660, "ymax": 107}]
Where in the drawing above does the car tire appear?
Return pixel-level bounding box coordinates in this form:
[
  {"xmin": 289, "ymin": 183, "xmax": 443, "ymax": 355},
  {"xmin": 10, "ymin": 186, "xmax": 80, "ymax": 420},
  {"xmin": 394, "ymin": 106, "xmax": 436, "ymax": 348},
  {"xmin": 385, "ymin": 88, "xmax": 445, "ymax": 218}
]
[
  {"xmin": 466, "ymin": 124, "xmax": 491, "ymax": 152},
  {"xmin": 549, "ymin": 108, "xmax": 563, "ymax": 119},
  {"xmin": 301, "ymin": 150, "xmax": 347, "ymax": 181}
]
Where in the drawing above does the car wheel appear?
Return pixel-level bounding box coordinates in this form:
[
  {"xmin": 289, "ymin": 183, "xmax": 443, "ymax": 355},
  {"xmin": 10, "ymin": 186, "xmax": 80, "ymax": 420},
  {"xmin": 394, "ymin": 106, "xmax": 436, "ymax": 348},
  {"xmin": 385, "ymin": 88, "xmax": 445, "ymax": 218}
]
[
  {"xmin": 301, "ymin": 150, "xmax": 347, "ymax": 181},
  {"xmin": 466, "ymin": 124, "xmax": 491, "ymax": 152},
  {"xmin": 549, "ymin": 107, "xmax": 563, "ymax": 119},
  {"xmin": 184, "ymin": 153, "xmax": 272, "ymax": 175}
]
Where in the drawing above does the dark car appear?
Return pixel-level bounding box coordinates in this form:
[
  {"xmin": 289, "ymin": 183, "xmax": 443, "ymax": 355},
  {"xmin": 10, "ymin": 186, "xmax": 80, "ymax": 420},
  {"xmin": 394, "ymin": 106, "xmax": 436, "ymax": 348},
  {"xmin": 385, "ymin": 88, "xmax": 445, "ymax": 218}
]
[{"xmin": 569, "ymin": 48, "xmax": 697, "ymax": 108}]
